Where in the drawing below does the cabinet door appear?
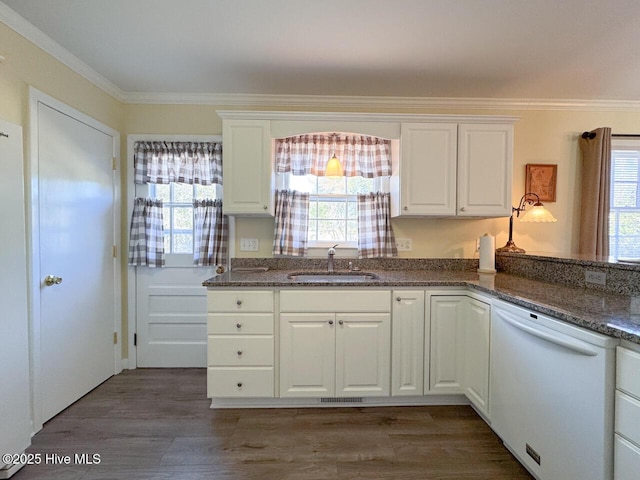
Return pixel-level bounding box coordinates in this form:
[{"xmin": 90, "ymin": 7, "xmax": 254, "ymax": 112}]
[
  {"xmin": 429, "ymin": 296, "xmax": 464, "ymax": 394},
  {"xmin": 336, "ymin": 313, "xmax": 391, "ymax": 397},
  {"xmin": 398, "ymin": 123, "xmax": 457, "ymax": 216},
  {"xmin": 391, "ymin": 291, "xmax": 425, "ymax": 396},
  {"xmin": 457, "ymin": 123, "xmax": 513, "ymax": 217},
  {"xmin": 280, "ymin": 313, "xmax": 335, "ymax": 397},
  {"xmin": 222, "ymin": 119, "xmax": 273, "ymax": 215},
  {"xmin": 462, "ymin": 298, "xmax": 491, "ymax": 418}
]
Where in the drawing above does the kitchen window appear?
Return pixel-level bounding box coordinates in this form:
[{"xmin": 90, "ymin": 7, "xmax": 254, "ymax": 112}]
[
  {"xmin": 284, "ymin": 175, "xmax": 381, "ymax": 246},
  {"xmin": 610, "ymin": 145, "xmax": 640, "ymax": 260}
]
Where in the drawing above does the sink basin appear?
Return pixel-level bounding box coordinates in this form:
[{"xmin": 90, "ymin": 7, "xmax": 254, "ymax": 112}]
[{"xmin": 287, "ymin": 272, "xmax": 380, "ymax": 282}]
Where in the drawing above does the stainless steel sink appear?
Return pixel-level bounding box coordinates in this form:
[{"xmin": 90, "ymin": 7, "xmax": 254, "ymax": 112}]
[{"xmin": 286, "ymin": 272, "xmax": 379, "ymax": 282}]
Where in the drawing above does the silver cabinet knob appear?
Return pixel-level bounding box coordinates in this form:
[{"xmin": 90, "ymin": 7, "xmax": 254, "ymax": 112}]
[
  {"xmin": 236, "ymin": 299, "xmax": 242, "ymax": 306},
  {"xmin": 263, "ymin": 205, "xmax": 268, "ymax": 210},
  {"xmin": 328, "ymin": 320, "xmax": 334, "ymax": 325},
  {"xmin": 403, "ymin": 206, "xmax": 408, "ymax": 211},
  {"xmin": 237, "ymin": 350, "xmax": 243, "ymax": 356},
  {"xmin": 44, "ymin": 275, "xmax": 63, "ymax": 286},
  {"xmin": 236, "ymin": 323, "xmax": 242, "ymax": 329},
  {"xmin": 237, "ymin": 382, "xmax": 243, "ymax": 388},
  {"xmin": 460, "ymin": 207, "xmax": 466, "ymax": 212},
  {"xmin": 396, "ymin": 296, "xmax": 402, "ymax": 302},
  {"xmin": 338, "ymin": 320, "xmax": 344, "ymax": 325}
]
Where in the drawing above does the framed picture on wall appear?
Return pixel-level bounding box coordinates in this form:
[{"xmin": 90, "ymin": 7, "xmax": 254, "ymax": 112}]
[{"xmin": 525, "ymin": 164, "xmax": 557, "ymax": 202}]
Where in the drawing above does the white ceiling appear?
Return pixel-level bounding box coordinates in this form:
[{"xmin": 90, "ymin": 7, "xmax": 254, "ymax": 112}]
[{"xmin": 3, "ymin": 0, "xmax": 640, "ymax": 102}]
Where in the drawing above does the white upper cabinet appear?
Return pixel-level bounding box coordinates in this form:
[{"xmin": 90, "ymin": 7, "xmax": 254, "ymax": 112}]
[
  {"xmin": 221, "ymin": 119, "xmax": 273, "ymax": 216},
  {"xmin": 457, "ymin": 123, "xmax": 513, "ymax": 217},
  {"xmin": 398, "ymin": 123, "xmax": 458, "ymax": 216},
  {"xmin": 396, "ymin": 121, "xmax": 514, "ymax": 218}
]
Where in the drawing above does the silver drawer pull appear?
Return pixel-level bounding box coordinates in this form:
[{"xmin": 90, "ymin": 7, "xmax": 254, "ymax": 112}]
[
  {"xmin": 237, "ymin": 350, "xmax": 243, "ymax": 356},
  {"xmin": 338, "ymin": 320, "xmax": 344, "ymax": 325},
  {"xmin": 236, "ymin": 323, "xmax": 242, "ymax": 329},
  {"xmin": 328, "ymin": 320, "xmax": 334, "ymax": 325},
  {"xmin": 237, "ymin": 382, "xmax": 243, "ymax": 388},
  {"xmin": 236, "ymin": 299, "xmax": 242, "ymax": 306},
  {"xmin": 396, "ymin": 296, "xmax": 401, "ymax": 302}
]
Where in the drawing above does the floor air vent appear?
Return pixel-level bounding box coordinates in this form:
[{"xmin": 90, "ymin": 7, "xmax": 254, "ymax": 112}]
[{"xmin": 320, "ymin": 397, "xmax": 363, "ymax": 403}]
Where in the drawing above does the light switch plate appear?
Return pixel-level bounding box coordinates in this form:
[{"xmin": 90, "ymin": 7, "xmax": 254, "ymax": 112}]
[{"xmin": 240, "ymin": 238, "xmax": 259, "ymax": 251}]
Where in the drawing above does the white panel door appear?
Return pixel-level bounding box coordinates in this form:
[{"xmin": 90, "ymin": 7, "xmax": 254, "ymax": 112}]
[
  {"xmin": 280, "ymin": 313, "xmax": 335, "ymax": 397},
  {"xmin": 391, "ymin": 291, "xmax": 425, "ymax": 396},
  {"xmin": 36, "ymin": 100, "xmax": 117, "ymax": 423},
  {"xmin": 429, "ymin": 296, "xmax": 464, "ymax": 394},
  {"xmin": 136, "ymin": 268, "xmax": 214, "ymax": 367},
  {"xmin": 335, "ymin": 313, "xmax": 391, "ymax": 397},
  {"xmin": 0, "ymin": 117, "xmax": 31, "ymax": 469}
]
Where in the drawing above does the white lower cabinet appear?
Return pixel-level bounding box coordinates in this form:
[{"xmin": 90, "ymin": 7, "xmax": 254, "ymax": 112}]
[
  {"xmin": 461, "ymin": 297, "xmax": 491, "ymax": 418},
  {"xmin": 429, "ymin": 295, "xmax": 465, "ymax": 394},
  {"xmin": 391, "ymin": 291, "xmax": 426, "ymax": 396},
  {"xmin": 206, "ymin": 290, "xmax": 275, "ymax": 398},
  {"xmin": 615, "ymin": 346, "xmax": 640, "ymax": 479},
  {"xmin": 279, "ymin": 290, "xmax": 391, "ymax": 398},
  {"xmin": 428, "ymin": 294, "xmax": 491, "ymax": 418}
]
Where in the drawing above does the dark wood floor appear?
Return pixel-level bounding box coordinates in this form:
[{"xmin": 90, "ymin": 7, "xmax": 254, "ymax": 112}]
[{"xmin": 13, "ymin": 369, "xmax": 533, "ymax": 479}]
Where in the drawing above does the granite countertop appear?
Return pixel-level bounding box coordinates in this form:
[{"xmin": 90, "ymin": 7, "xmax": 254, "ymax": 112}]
[{"xmin": 204, "ymin": 269, "xmax": 640, "ymax": 345}]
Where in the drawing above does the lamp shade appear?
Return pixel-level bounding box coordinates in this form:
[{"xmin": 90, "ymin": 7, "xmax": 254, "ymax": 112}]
[
  {"xmin": 519, "ymin": 203, "xmax": 557, "ymax": 223},
  {"xmin": 325, "ymin": 154, "xmax": 344, "ymax": 176}
]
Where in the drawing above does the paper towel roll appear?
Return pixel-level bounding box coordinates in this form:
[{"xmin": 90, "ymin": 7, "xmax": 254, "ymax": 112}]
[{"xmin": 478, "ymin": 233, "xmax": 496, "ymax": 273}]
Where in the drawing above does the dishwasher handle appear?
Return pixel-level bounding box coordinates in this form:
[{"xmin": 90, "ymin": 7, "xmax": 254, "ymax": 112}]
[{"xmin": 497, "ymin": 310, "xmax": 598, "ymax": 357}]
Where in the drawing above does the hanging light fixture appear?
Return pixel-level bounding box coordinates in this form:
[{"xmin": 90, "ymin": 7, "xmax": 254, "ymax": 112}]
[
  {"xmin": 325, "ymin": 134, "xmax": 344, "ymax": 176},
  {"xmin": 496, "ymin": 192, "xmax": 557, "ymax": 253}
]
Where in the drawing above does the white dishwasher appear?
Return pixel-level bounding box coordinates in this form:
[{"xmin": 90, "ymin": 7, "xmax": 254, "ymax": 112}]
[{"xmin": 490, "ymin": 300, "xmax": 619, "ymax": 480}]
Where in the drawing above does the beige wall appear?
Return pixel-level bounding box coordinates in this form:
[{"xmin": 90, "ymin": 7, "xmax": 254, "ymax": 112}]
[
  {"xmin": 4, "ymin": 17, "xmax": 640, "ymax": 361},
  {"xmin": 126, "ymin": 104, "xmax": 640, "ymax": 259}
]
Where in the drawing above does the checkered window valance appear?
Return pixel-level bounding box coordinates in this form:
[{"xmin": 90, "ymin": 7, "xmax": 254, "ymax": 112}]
[{"xmin": 275, "ymin": 134, "xmax": 391, "ymax": 178}]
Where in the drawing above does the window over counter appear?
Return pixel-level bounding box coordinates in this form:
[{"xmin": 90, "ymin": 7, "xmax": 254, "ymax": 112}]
[
  {"xmin": 610, "ymin": 142, "xmax": 640, "ymax": 260},
  {"xmin": 274, "ymin": 133, "xmax": 397, "ymax": 258}
]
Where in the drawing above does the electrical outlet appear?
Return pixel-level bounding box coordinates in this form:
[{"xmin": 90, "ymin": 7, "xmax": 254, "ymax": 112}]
[
  {"xmin": 239, "ymin": 238, "xmax": 259, "ymax": 251},
  {"xmin": 585, "ymin": 270, "xmax": 607, "ymax": 286},
  {"xmin": 395, "ymin": 238, "xmax": 412, "ymax": 251}
]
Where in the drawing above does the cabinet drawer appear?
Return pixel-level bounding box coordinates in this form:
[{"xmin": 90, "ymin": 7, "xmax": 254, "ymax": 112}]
[
  {"xmin": 208, "ymin": 290, "xmax": 274, "ymax": 313},
  {"xmin": 208, "ymin": 313, "xmax": 274, "ymax": 335},
  {"xmin": 280, "ymin": 290, "xmax": 390, "ymax": 313},
  {"xmin": 616, "ymin": 391, "xmax": 640, "ymax": 446},
  {"xmin": 615, "ymin": 434, "xmax": 640, "ymax": 480},
  {"xmin": 617, "ymin": 347, "xmax": 640, "ymax": 399},
  {"xmin": 207, "ymin": 367, "xmax": 274, "ymax": 397},
  {"xmin": 208, "ymin": 336, "xmax": 273, "ymax": 366}
]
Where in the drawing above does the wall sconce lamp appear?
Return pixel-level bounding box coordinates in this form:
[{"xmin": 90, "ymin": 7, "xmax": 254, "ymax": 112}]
[
  {"xmin": 325, "ymin": 133, "xmax": 344, "ymax": 176},
  {"xmin": 496, "ymin": 192, "xmax": 557, "ymax": 253}
]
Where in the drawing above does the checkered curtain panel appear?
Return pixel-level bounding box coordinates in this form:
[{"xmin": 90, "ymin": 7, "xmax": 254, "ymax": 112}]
[
  {"xmin": 134, "ymin": 141, "xmax": 222, "ymax": 185},
  {"xmin": 275, "ymin": 134, "xmax": 391, "ymax": 177},
  {"xmin": 357, "ymin": 192, "xmax": 398, "ymax": 258},
  {"xmin": 128, "ymin": 198, "xmax": 165, "ymax": 267},
  {"xmin": 193, "ymin": 199, "xmax": 228, "ymax": 266},
  {"xmin": 273, "ymin": 190, "xmax": 310, "ymax": 256}
]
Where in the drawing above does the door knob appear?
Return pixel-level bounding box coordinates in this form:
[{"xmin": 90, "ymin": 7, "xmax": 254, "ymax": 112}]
[{"xmin": 44, "ymin": 275, "xmax": 63, "ymax": 286}]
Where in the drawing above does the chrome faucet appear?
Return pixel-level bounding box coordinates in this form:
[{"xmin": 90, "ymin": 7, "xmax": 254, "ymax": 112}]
[{"xmin": 327, "ymin": 244, "xmax": 338, "ymax": 273}]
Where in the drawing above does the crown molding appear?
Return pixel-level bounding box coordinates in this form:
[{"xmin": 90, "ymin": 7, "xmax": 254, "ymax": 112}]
[
  {"xmin": 122, "ymin": 91, "xmax": 640, "ymax": 112},
  {"xmin": 4, "ymin": 4, "xmax": 640, "ymax": 112},
  {"xmin": 215, "ymin": 110, "xmax": 520, "ymax": 124},
  {"xmin": 0, "ymin": 3, "xmax": 125, "ymax": 102}
]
